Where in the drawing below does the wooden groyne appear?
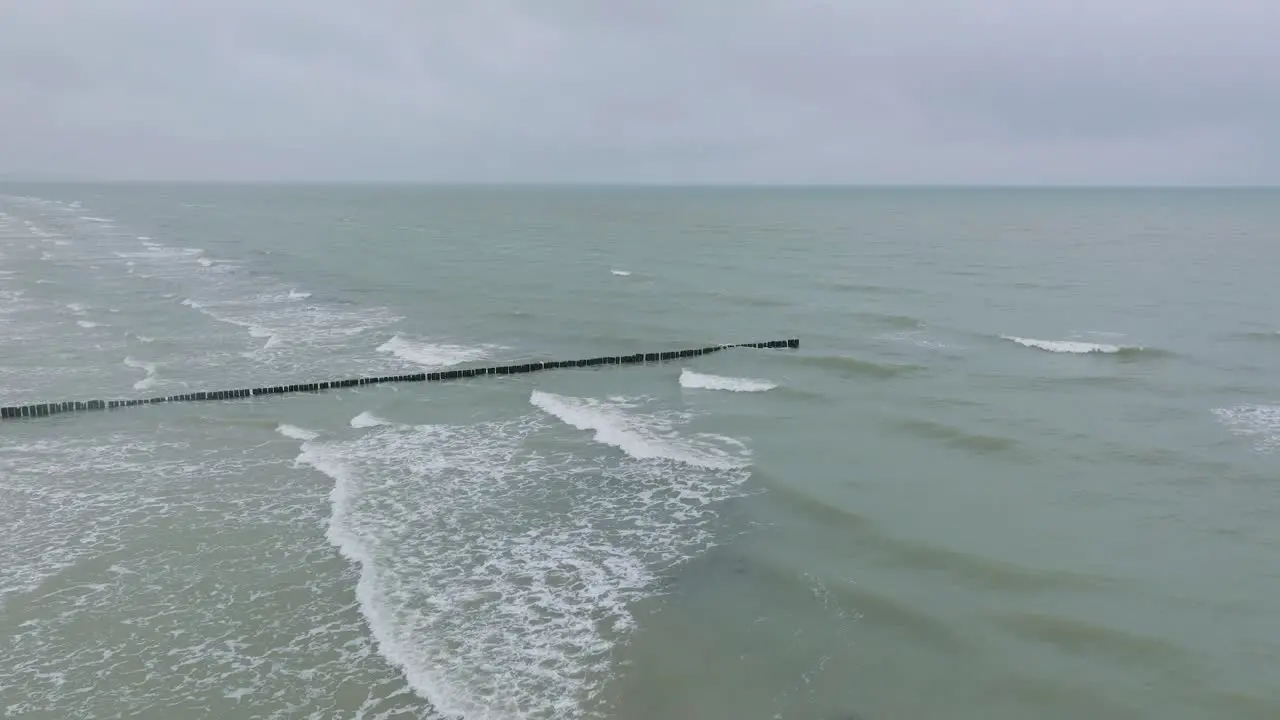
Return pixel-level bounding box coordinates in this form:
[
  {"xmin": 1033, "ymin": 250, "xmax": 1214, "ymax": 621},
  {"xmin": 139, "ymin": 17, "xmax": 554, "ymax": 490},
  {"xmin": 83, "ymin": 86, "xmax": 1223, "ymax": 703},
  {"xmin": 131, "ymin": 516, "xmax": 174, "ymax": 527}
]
[{"xmin": 0, "ymin": 338, "xmax": 799, "ymax": 421}]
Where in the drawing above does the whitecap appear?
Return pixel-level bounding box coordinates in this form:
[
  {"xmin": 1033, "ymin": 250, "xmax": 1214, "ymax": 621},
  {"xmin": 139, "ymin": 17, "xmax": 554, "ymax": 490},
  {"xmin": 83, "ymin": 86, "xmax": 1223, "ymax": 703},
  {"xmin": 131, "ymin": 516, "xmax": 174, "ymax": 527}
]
[
  {"xmin": 276, "ymin": 424, "xmax": 319, "ymax": 441},
  {"xmin": 530, "ymin": 390, "xmax": 749, "ymax": 469},
  {"xmin": 246, "ymin": 325, "xmax": 279, "ymax": 349},
  {"xmin": 611, "ymin": 269, "xmax": 632, "ymax": 276},
  {"xmin": 123, "ymin": 357, "xmax": 158, "ymax": 391},
  {"xmin": 1001, "ymin": 335, "xmax": 1126, "ymax": 354},
  {"xmin": 350, "ymin": 411, "xmax": 393, "ymax": 429},
  {"xmin": 679, "ymin": 369, "xmax": 776, "ymax": 392},
  {"xmin": 376, "ymin": 335, "xmax": 489, "ymax": 369}
]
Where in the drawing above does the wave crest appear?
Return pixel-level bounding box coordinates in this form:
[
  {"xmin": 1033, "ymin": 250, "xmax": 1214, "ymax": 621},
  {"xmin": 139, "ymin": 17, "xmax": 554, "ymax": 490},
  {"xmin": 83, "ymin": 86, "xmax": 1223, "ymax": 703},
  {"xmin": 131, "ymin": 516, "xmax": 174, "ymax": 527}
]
[
  {"xmin": 679, "ymin": 369, "xmax": 776, "ymax": 393},
  {"xmin": 531, "ymin": 390, "xmax": 749, "ymax": 470},
  {"xmin": 999, "ymin": 335, "xmax": 1165, "ymax": 357},
  {"xmin": 376, "ymin": 335, "xmax": 490, "ymax": 369}
]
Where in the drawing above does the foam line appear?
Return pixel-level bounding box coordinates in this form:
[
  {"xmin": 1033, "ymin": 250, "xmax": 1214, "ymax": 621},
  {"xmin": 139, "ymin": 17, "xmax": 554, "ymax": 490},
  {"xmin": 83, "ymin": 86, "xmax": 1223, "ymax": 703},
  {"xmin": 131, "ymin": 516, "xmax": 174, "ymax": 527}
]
[{"xmin": 0, "ymin": 338, "xmax": 799, "ymax": 421}]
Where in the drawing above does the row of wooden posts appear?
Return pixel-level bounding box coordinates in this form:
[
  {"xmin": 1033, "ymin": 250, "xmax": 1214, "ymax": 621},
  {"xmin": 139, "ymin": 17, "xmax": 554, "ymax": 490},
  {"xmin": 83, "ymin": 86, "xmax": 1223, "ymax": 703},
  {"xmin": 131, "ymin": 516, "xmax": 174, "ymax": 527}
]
[{"xmin": 0, "ymin": 339, "xmax": 799, "ymax": 421}]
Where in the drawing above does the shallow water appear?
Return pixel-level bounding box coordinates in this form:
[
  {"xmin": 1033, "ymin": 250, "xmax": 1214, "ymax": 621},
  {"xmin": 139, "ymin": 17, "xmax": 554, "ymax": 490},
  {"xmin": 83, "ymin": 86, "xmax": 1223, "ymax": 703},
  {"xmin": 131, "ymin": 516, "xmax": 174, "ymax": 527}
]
[{"xmin": 2, "ymin": 185, "xmax": 1278, "ymax": 719}]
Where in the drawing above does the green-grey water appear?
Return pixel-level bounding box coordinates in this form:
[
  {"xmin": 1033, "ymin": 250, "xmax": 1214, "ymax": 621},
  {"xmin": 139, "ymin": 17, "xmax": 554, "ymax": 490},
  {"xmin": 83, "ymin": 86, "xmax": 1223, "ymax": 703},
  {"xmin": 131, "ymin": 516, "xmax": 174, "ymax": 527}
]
[{"xmin": 1, "ymin": 185, "xmax": 1277, "ymax": 719}]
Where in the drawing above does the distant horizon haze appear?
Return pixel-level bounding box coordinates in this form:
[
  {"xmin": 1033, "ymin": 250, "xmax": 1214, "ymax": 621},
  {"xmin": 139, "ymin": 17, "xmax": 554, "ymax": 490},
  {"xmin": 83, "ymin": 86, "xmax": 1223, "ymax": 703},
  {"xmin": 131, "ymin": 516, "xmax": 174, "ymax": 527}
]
[{"xmin": 2, "ymin": 1, "xmax": 1276, "ymax": 186}]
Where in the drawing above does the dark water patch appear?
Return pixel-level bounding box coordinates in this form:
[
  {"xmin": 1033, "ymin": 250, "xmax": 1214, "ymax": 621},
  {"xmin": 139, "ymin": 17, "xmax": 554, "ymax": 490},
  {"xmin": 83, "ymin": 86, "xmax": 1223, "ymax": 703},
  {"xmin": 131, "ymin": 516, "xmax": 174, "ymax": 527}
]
[
  {"xmin": 850, "ymin": 312, "xmax": 924, "ymax": 329},
  {"xmin": 981, "ymin": 674, "xmax": 1138, "ymax": 719},
  {"xmin": 914, "ymin": 393, "xmax": 988, "ymax": 410},
  {"xmin": 1234, "ymin": 331, "xmax": 1280, "ymax": 342},
  {"xmin": 988, "ymin": 611, "xmax": 1191, "ymax": 667},
  {"xmin": 977, "ymin": 371, "xmax": 1184, "ymax": 402},
  {"xmin": 483, "ymin": 308, "xmax": 539, "ymax": 322},
  {"xmin": 1209, "ymin": 381, "xmax": 1280, "ymax": 396},
  {"xmin": 819, "ymin": 280, "xmax": 920, "ymax": 296},
  {"xmin": 861, "ymin": 530, "xmax": 1121, "ymax": 593},
  {"xmin": 892, "ymin": 417, "xmax": 1020, "ymax": 455},
  {"xmin": 1008, "ymin": 373, "xmax": 1154, "ymax": 392},
  {"xmin": 710, "ymin": 292, "xmax": 792, "ymax": 308},
  {"xmin": 795, "ymin": 354, "xmax": 925, "ymax": 379},
  {"xmin": 1011, "ymin": 280, "xmax": 1076, "ymax": 290},
  {"xmin": 700, "ymin": 536, "xmax": 972, "ymax": 655},
  {"xmin": 1193, "ymin": 690, "xmax": 1280, "ymax": 720},
  {"xmin": 1090, "ymin": 440, "xmax": 1223, "ymax": 472},
  {"xmin": 822, "ymin": 579, "xmax": 971, "ymax": 652},
  {"xmin": 764, "ymin": 480, "xmax": 870, "ymax": 534}
]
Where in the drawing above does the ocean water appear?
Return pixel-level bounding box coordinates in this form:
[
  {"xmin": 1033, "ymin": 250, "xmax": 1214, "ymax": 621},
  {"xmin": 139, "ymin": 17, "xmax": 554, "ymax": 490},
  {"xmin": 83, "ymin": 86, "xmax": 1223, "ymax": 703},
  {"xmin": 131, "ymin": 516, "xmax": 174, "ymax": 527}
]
[{"xmin": 1, "ymin": 184, "xmax": 1277, "ymax": 720}]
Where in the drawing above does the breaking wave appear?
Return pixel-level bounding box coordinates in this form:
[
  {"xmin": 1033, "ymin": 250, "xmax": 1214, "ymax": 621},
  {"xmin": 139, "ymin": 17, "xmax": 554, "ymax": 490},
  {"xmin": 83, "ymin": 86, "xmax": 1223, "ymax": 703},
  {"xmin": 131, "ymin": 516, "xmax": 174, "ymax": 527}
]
[
  {"xmin": 999, "ymin": 335, "xmax": 1165, "ymax": 357},
  {"xmin": 295, "ymin": 405, "xmax": 751, "ymax": 718},
  {"xmin": 530, "ymin": 390, "xmax": 749, "ymax": 470},
  {"xmin": 679, "ymin": 369, "xmax": 776, "ymax": 393},
  {"xmin": 375, "ymin": 335, "xmax": 491, "ymax": 369}
]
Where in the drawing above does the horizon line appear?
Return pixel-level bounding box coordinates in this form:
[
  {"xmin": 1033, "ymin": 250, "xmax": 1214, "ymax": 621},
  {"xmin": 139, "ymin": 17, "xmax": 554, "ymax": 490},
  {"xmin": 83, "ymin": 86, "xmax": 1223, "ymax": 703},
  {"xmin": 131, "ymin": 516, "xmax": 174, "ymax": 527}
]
[{"xmin": 1, "ymin": 178, "xmax": 1277, "ymax": 190}]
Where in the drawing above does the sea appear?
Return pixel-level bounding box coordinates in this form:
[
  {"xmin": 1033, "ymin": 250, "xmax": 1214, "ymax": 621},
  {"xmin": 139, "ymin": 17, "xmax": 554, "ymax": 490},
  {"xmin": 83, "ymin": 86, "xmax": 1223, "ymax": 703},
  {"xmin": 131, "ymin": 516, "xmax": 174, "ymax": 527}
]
[{"xmin": 1, "ymin": 184, "xmax": 1277, "ymax": 720}]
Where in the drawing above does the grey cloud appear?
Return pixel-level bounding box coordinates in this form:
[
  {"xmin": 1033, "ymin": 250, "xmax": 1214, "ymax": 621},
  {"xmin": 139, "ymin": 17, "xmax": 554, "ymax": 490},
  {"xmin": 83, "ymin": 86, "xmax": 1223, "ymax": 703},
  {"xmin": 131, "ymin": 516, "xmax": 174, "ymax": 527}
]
[{"xmin": 0, "ymin": 0, "xmax": 1276, "ymax": 183}]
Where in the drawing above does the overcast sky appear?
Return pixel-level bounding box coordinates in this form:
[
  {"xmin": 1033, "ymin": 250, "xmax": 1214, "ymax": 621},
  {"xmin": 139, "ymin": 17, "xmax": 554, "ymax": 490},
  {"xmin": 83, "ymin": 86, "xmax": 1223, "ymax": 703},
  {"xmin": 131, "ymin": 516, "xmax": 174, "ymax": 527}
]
[{"xmin": 1, "ymin": 1, "xmax": 1276, "ymax": 184}]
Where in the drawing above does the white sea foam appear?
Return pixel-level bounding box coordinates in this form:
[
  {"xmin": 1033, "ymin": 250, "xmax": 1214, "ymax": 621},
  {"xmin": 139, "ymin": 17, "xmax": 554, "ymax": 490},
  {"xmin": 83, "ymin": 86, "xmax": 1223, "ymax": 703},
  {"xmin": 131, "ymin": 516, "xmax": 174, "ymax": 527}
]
[
  {"xmin": 531, "ymin": 390, "xmax": 749, "ymax": 469},
  {"xmin": 123, "ymin": 357, "xmax": 159, "ymax": 391},
  {"xmin": 1213, "ymin": 405, "xmax": 1280, "ymax": 454},
  {"xmin": 197, "ymin": 257, "xmax": 214, "ymax": 267},
  {"xmin": 350, "ymin": 411, "xmax": 393, "ymax": 429},
  {"xmin": 0, "ymin": 428, "xmax": 416, "ymax": 718},
  {"xmin": 1000, "ymin": 335, "xmax": 1127, "ymax": 354},
  {"xmin": 679, "ymin": 369, "xmax": 777, "ymax": 392},
  {"xmin": 294, "ymin": 410, "xmax": 751, "ymax": 719},
  {"xmin": 0, "ymin": 435, "xmax": 203, "ymax": 608},
  {"xmin": 246, "ymin": 324, "xmax": 280, "ymax": 350},
  {"xmin": 77, "ymin": 216, "xmax": 111, "ymax": 223},
  {"xmin": 611, "ymin": 269, "xmax": 632, "ymax": 276},
  {"xmin": 75, "ymin": 320, "xmax": 104, "ymax": 329},
  {"xmin": 177, "ymin": 290, "xmax": 403, "ymax": 372},
  {"xmin": 276, "ymin": 424, "xmax": 319, "ymax": 441},
  {"xmin": 376, "ymin": 335, "xmax": 490, "ymax": 369},
  {"xmin": 65, "ymin": 303, "xmax": 87, "ymax": 315},
  {"xmin": 7, "ymin": 196, "xmax": 410, "ymax": 391}
]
